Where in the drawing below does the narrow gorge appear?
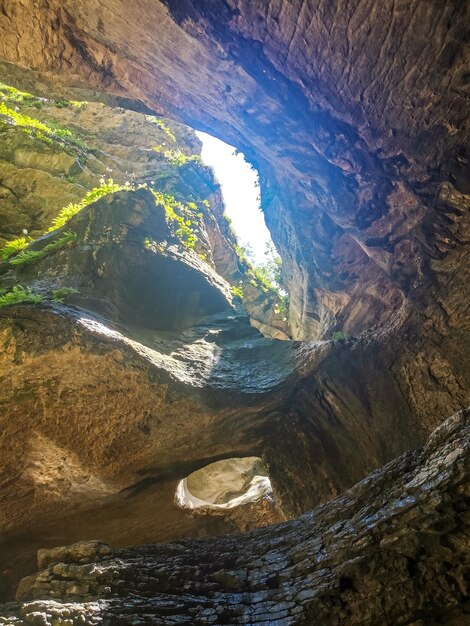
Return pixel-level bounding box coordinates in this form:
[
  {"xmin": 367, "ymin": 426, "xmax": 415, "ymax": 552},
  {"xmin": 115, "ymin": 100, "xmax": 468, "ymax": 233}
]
[{"xmin": 0, "ymin": 1, "xmax": 468, "ymax": 624}]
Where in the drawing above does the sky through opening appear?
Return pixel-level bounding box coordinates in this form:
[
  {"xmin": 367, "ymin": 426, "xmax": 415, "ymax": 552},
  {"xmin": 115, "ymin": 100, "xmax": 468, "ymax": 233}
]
[{"xmin": 196, "ymin": 131, "xmax": 273, "ymax": 266}]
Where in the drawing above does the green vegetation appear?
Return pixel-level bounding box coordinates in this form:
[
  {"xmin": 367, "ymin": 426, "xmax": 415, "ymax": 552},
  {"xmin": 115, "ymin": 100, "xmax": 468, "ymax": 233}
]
[
  {"xmin": 0, "ymin": 83, "xmax": 86, "ymax": 110},
  {"xmin": 43, "ymin": 119, "xmax": 89, "ymax": 151},
  {"xmin": 1, "ymin": 180, "xmax": 127, "ymax": 264},
  {"xmin": 53, "ymin": 98, "xmax": 86, "ymax": 109},
  {"xmin": 0, "ymin": 83, "xmax": 44, "ymax": 108},
  {"xmin": 0, "ymin": 285, "xmax": 43, "ymax": 307},
  {"xmin": 234, "ymin": 241, "xmax": 283, "ymax": 293},
  {"xmin": 9, "ymin": 232, "xmax": 77, "ymax": 266},
  {"xmin": 0, "ymin": 101, "xmax": 55, "ymax": 143},
  {"xmin": 0, "ymin": 101, "xmax": 89, "ymax": 152},
  {"xmin": 332, "ymin": 331, "xmax": 348, "ymax": 341},
  {"xmin": 153, "ymin": 146, "xmax": 203, "ymax": 167},
  {"xmin": 152, "ymin": 190, "xmax": 203, "ymax": 250},
  {"xmin": 147, "ymin": 117, "xmax": 176, "ymax": 142},
  {"xmin": 0, "ymin": 237, "xmax": 32, "ymax": 261},
  {"xmin": 231, "ymin": 240, "xmax": 290, "ymax": 317},
  {"xmin": 51, "ymin": 287, "xmax": 79, "ymax": 303},
  {"xmin": 47, "ymin": 179, "xmax": 130, "ymax": 232},
  {"xmin": 2, "ymin": 181, "xmax": 141, "ymax": 269},
  {"xmin": 0, "ymin": 285, "xmax": 79, "ymax": 307},
  {"xmin": 274, "ymin": 293, "xmax": 290, "ymax": 315},
  {"xmin": 232, "ymin": 285, "xmax": 244, "ymax": 300}
]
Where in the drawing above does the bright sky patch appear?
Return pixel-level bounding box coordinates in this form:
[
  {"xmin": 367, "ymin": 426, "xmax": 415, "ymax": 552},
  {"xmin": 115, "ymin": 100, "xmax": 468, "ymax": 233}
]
[{"xmin": 196, "ymin": 131, "xmax": 272, "ymax": 265}]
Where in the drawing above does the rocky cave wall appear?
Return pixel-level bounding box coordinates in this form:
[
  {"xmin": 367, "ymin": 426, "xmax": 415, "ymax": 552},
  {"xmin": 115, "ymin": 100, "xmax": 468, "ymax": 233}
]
[
  {"xmin": 0, "ymin": 0, "xmax": 467, "ymax": 340},
  {"xmin": 2, "ymin": 410, "xmax": 469, "ymax": 625},
  {"xmin": 0, "ymin": 0, "xmax": 468, "ymax": 623},
  {"xmin": 0, "ymin": 87, "xmax": 290, "ymax": 337}
]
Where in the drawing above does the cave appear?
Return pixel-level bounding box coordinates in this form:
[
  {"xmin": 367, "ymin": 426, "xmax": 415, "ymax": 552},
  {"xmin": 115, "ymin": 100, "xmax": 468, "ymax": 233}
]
[{"xmin": 0, "ymin": 1, "xmax": 468, "ymax": 624}]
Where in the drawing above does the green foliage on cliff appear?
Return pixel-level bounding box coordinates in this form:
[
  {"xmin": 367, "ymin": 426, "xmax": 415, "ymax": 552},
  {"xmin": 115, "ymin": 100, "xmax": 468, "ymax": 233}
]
[
  {"xmin": 232, "ymin": 285, "xmax": 244, "ymax": 300},
  {"xmin": 147, "ymin": 117, "xmax": 176, "ymax": 142},
  {"xmin": 0, "ymin": 83, "xmax": 45, "ymax": 108},
  {"xmin": 235, "ymin": 242, "xmax": 284, "ymax": 293},
  {"xmin": 0, "ymin": 83, "xmax": 86, "ymax": 110},
  {"xmin": 0, "ymin": 285, "xmax": 44, "ymax": 307},
  {"xmin": 47, "ymin": 180, "xmax": 130, "ymax": 232},
  {"xmin": 0, "ymin": 237, "xmax": 32, "ymax": 261},
  {"xmin": 0, "ymin": 102, "xmax": 54, "ymax": 142},
  {"xmin": 51, "ymin": 287, "xmax": 79, "ymax": 303},
  {"xmin": 9, "ymin": 232, "xmax": 77, "ymax": 266},
  {"xmin": 43, "ymin": 119, "xmax": 89, "ymax": 151},
  {"xmin": 0, "ymin": 285, "xmax": 79, "ymax": 307},
  {"xmin": 152, "ymin": 190, "xmax": 203, "ymax": 250},
  {"xmin": 232, "ymin": 241, "xmax": 289, "ymax": 318},
  {"xmin": 0, "ymin": 101, "xmax": 89, "ymax": 152},
  {"xmin": 153, "ymin": 146, "xmax": 203, "ymax": 167}
]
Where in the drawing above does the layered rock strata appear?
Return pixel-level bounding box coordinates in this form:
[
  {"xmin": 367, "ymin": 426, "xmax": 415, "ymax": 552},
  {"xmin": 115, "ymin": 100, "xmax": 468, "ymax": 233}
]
[
  {"xmin": 0, "ymin": 1, "xmax": 468, "ymax": 620},
  {"xmin": 0, "ymin": 409, "xmax": 467, "ymax": 625},
  {"xmin": 0, "ymin": 188, "xmax": 468, "ymax": 602}
]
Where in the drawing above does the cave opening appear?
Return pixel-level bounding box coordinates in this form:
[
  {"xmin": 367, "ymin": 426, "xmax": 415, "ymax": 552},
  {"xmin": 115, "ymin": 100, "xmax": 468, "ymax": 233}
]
[
  {"xmin": 175, "ymin": 456, "xmax": 286, "ymax": 529},
  {"xmin": 196, "ymin": 131, "xmax": 271, "ymax": 265}
]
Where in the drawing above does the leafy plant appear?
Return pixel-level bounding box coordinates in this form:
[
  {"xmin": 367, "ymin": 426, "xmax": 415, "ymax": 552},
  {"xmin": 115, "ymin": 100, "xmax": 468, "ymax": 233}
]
[
  {"xmin": 0, "ymin": 102, "xmax": 89, "ymax": 152},
  {"xmin": 51, "ymin": 287, "xmax": 79, "ymax": 303},
  {"xmin": 0, "ymin": 285, "xmax": 43, "ymax": 307},
  {"xmin": 0, "ymin": 83, "xmax": 45, "ymax": 107},
  {"xmin": 274, "ymin": 292, "xmax": 290, "ymax": 314},
  {"xmin": 0, "ymin": 237, "xmax": 32, "ymax": 260},
  {"xmin": 153, "ymin": 146, "xmax": 203, "ymax": 167},
  {"xmin": 232, "ymin": 285, "xmax": 244, "ymax": 300},
  {"xmin": 47, "ymin": 180, "xmax": 130, "ymax": 232},
  {"xmin": 9, "ymin": 232, "xmax": 77, "ymax": 266},
  {"xmin": 147, "ymin": 117, "xmax": 176, "ymax": 142},
  {"xmin": 152, "ymin": 190, "xmax": 202, "ymax": 250},
  {"xmin": 332, "ymin": 331, "xmax": 348, "ymax": 341},
  {"xmin": 43, "ymin": 119, "xmax": 89, "ymax": 151},
  {"xmin": 0, "ymin": 102, "xmax": 55, "ymax": 143}
]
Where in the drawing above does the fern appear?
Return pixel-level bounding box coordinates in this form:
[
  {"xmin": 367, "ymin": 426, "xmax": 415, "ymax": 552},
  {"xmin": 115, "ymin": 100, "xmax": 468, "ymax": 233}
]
[
  {"xmin": 147, "ymin": 117, "xmax": 176, "ymax": 142},
  {"xmin": 51, "ymin": 287, "xmax": 79, "ymax": 303},
  {"xmin": 47, "ymin": 180, "xmax": 129, "ymax": 232},
  {"xmin": 0, "ymin": 285, "xmax": 43, "ymax": 307},
  {"xmin": 9, "ymin": 232, "xmax": 77, "ymax": 266},
  {"xmin": 0, "ymin": 237, "xmax": 32, "ymax": 260}
]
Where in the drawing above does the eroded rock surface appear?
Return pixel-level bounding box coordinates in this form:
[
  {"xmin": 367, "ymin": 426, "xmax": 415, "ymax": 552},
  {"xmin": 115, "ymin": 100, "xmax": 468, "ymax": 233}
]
[
  {"xmin": 0, "ymin": 2, "xmax": 468, "ymax": 620},
  {"xmin": 0, "ymin": 184, "xmax": 468, "ymax": 601},
  {"xmin": 0, "ymin": 409, "xmax": 467, "ymax": 625},
  {"xmin": 0, "ymin": 0, "xmax": 467, "ymax": 339}
]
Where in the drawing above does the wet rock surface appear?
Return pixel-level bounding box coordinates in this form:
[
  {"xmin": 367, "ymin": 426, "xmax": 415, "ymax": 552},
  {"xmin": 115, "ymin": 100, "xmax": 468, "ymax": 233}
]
[{"xmin": 0, "ymin": 409, "xmax": 468, "ymax": 625}]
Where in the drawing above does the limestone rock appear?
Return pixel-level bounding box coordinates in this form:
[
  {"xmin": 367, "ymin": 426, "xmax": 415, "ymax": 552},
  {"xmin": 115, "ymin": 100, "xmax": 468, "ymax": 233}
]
[
  {"xmin": 0, "ymin": 0, "xmax": 467, "ymax": 339},
  {"xmin": 1, "ymin": 409, "xmax": 467, "ymax": 624}
]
